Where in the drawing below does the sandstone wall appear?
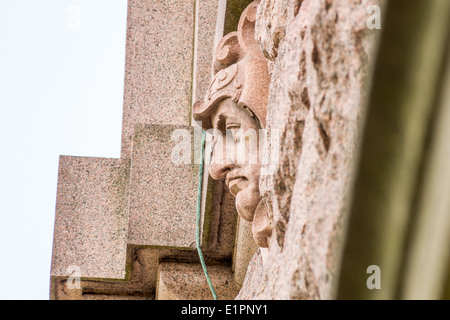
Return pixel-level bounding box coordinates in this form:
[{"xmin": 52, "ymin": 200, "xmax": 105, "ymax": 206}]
[{"xmin": 237, "ymin": 0, "xmax": 380, "ymax": 299}]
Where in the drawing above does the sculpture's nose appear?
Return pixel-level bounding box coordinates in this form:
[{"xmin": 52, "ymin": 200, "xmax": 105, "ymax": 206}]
[
  {"xmin": 209, "ymin": 142, "xmax": 236, "ymax": 180},
  {"xmin": 209, "ymin": 162, "xmax": 235, "ymax": 181}
]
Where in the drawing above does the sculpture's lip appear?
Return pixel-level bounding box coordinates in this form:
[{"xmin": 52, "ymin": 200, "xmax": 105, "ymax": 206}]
[
  {"xmin": 226, "ymin": 174, "xmax": 248, "ymax": 197},
  {"xmin": 225, "ymin": 174, "xmax": 246, "ymax": 188}
]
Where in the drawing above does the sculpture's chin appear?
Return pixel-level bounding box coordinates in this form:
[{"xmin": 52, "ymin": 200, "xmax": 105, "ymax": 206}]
[
  {"xmin": 235, "ymin": 188, "xmax": 260, "ymax": 222},
  {"xmin": 236, "ymin": 193, "xmax": 273, "ymax": 248}
]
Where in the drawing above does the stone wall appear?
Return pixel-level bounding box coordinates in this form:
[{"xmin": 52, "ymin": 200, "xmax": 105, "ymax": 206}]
[
  {"xmin": 49, "ymin": 0, "xmax": 450, "ymax": 300},
  {"xmin": 50, "ymin": 0, "xmax": 259, "ymax": 300},
  {"xmin": 237, "ymin": 0, "xmax": 381, "ymax": 300}
]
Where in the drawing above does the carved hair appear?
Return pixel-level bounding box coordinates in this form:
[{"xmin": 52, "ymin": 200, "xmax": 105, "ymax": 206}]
[{"xmin": 193, "ymin": 0, "xmax": 270, "ymax": 130}]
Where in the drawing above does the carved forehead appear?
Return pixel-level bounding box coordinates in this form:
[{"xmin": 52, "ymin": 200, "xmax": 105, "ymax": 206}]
[{"xmin": 193, "ymin": 1, "xmax": 269, "ymax": 131}]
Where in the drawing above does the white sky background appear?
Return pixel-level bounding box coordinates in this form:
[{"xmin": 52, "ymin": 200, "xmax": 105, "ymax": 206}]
[{"xmin": 0, "ymin": 0, "xmax": 128, "ymax": 299}]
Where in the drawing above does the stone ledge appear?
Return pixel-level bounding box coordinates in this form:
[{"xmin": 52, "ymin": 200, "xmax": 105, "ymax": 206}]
[
  {"xmin": 157, "ymin": 262, "xmax": 240, "ymax": 300},
  {"xmin": 50, "ymin": 156, "xmax": 130, "ymax": 280}
]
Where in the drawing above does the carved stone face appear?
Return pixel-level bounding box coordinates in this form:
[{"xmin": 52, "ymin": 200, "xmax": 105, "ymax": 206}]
[
  {"xmin": 209, "ymin": 98, "xmax": 261, "ymax": 223},
  {"xmin": 193, "ymin": 0, "xmax": 272, "ymax": 247}
]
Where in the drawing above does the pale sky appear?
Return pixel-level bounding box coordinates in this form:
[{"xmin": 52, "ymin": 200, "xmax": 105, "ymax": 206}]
[{"xmin": 0, "ymin": 0, "xmax": 128, "ymax": 299}]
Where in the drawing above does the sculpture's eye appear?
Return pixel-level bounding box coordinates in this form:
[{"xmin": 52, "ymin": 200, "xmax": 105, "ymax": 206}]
[{"xmin": 226, "ymin": 124, "xmax": 241, "ymax": 143}]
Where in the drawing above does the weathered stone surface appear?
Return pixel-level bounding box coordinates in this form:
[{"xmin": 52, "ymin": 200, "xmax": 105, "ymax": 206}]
[
  {"xmin": 234, "ymin": 249, "xmax": 264, "ymax": 300},
  {"xmin": 52, "ymin": 239, "xmax": 239, "ymax": 300},
  {"xmin": 193, "ymin": 0, "xmax": 221, "ymax": 104},
  {"xmin": 121, "ymin": 0, "xmax": 195, "ymax": 159},
  {"xmin": 50, "ymin": 1, "xmax": 257, "ymax": 301},
  {"xmin": 48, "ymin": 0, "xmax": 450, "ymax": 301},
  {"xmin": 157, "ymin": 262, "xmax": 240, "ymax": 300},
  {"xmin": 232, "ymin": 217, "xmax": 258, "ymax": 286},
  {"xmin": 255, "ymin": 0, "xmax": 303, "ymax": 60},
  {"xmin": 51, "ymin": 156, "xmax": 130, "ymax": 280},
  {"xmin": 51, "ymin": 278, "xmax": 82, "ymax": 300},
  {"xmin": 238, "ymin": 0, "xmax": 380, "ymax": 299},
  {"xmin": 127, "ymin": 124, "xmax": 200, "ymax": 248},
  {"xmin": 203, "ymin": 177, "xmax": 239, "ymax": 257}
]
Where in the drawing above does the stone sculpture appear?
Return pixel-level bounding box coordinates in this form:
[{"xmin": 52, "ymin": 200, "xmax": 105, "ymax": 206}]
[{"xmin": 193, "ymin": 0, "xmax": 272, "ymax": 248}]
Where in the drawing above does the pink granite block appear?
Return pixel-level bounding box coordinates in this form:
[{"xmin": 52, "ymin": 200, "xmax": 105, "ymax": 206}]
[
  {"xmin": 121, "ymin": 0, "xmax": 196, "ymax": 159},
  {"xmin": 193, "ymin": 0, "xmax": 221, "ymax": 104},
  {"xmin": 51, "ymin": 156, "xmax": 130, "ymax": 279},
  {"xmin": 127, "ymin": 124, "xmax": 200, "ymax": 248},
  {"xmin": 157, "ymin": 262, "xmax": 240, "ymax": 300}
]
